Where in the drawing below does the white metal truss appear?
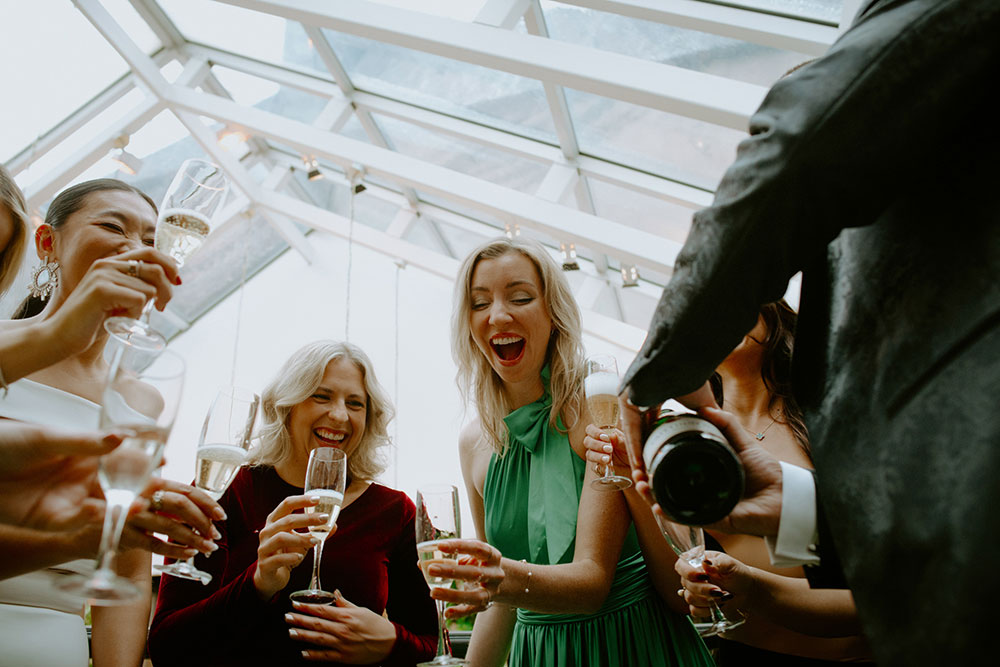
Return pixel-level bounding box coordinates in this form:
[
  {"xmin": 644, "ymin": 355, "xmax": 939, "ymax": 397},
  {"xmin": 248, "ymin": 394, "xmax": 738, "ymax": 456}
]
[{"xmin": 13, "ymin": 0, "xmax": 834, "ymax": 341}]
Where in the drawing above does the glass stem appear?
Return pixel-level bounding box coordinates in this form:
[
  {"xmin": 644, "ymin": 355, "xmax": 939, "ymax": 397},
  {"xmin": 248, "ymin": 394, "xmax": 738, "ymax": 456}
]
[
  {"xmin": 309, "ymin": 540, "xmax": 324, "ymax": 591},
  {"xmin": 434, "ymin": 598, "xmax": 452, "ymax": 658},
  {"xmin": 140, "ymin": 299, "xmax": 155, "ymax": 325},
  {"xmin": 600, "ymin": 426, "xmax": 614, "ymax": 478},
  {"xmin": 96, "ymin": 498, "xmax": 131, "ymax": 575}
]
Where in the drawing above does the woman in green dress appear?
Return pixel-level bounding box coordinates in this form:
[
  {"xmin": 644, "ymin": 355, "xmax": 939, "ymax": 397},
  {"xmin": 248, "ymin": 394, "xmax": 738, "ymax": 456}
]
[{"xmin": 430, "ymin": 237, "xmax": 713, "ymax": 666}]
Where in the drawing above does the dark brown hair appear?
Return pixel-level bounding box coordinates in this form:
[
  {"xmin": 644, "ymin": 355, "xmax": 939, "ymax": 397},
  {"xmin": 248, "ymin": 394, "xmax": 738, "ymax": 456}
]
[
  {"xmin": 12, "ymin": 179, "xmax": 157, "ymax": 319},
  {"xmin": 757, "ymin": 299, "xmax": 809, "ymax": 453},
  {"xmin": 0, "ymin": 165, "xmax": 29, "ymax": 297}
]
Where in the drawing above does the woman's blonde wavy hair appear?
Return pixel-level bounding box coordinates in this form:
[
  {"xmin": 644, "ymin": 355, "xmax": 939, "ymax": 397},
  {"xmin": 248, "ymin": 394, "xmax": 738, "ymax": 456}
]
[
  {"xmin": 0, "ymin": 165, "xmax": 29, "ymax": 297},
  {"xmin": 248, "ymin": 341, "xmax": 394, "ymax": 482},
  {"xmin": 452, "ymin": 237, "xmax": 585, "ymax": 454}
]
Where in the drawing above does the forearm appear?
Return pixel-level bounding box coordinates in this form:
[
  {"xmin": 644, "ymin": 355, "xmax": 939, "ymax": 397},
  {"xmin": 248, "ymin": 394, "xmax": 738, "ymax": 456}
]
[
  {"xmin": 0, "ymin": 524, "xmax": 93, "ymax": 580},
  {"xmin": 91, "ymin": 549, "xmax": 151, "ymax": 667},
  {"xmin": 620, "ymin": 487, "xmax": 686, "ymax": 614},
  {"xmin": 465, "ymin": 603, "xmax": 516, "ymax": 667},
  {"xmin": 752, "ymin": 568, "xmax": 861, "ymax": 636},
  {"xmin": 0, "ymin": 319, "xmax": 74, "ymax": 384},
  {"xmin": 493, "ymin": 556, "xmax": 613, "ymax": 614}
]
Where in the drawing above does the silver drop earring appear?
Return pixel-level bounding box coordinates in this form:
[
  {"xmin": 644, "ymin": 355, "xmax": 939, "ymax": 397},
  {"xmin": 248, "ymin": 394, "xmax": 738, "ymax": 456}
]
[{"xmin": 29, "ymin": 257, "xmax": 60, "ymax": 300}]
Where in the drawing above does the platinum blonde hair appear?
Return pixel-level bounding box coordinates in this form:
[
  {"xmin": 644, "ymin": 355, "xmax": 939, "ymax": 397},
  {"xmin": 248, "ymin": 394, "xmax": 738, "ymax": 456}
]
[
  {"xmin": 451, "ymin": 237, "xmax": 585, "ymax": 454},
  {"xmin": 0, "ymin": 165, "xmax": 29, "ymax": 297},
  {"xmin": 249, "ymin": 341, "xmax": 394, "ymax": 482}
]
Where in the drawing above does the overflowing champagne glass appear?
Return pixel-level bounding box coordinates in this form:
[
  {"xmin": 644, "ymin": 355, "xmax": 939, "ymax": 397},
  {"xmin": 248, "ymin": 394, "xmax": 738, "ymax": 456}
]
[
  {"xmin": 585, "ymin": 354, "xmax": 632, "ymax": 490},
  {"xmin": 660, "ymin": 520, "xmax": 746, "ymax": 636},
  {"xmin": 415, "ymin": 485, "xmax": 465, "ymax": 666},
  {"xmin": 156, "ymin": 386, "xmax": 259, "ymax": 585},
  {"xmin": 57, "ymin": 347, "xmax": 186, "ymax": 604},
  {"xmin": 288, "ymin": 447, "xmax": 347, "ymax": 604},
  {"xmin": 105, "ymin": 158, "xmax": 228, "ymax": 350}
]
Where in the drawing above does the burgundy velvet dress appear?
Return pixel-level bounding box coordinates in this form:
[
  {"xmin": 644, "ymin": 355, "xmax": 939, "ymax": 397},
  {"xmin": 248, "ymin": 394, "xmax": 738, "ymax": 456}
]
[{"xmin": 148, "ymin": 466, "xmax": 437, "ymax": 666}]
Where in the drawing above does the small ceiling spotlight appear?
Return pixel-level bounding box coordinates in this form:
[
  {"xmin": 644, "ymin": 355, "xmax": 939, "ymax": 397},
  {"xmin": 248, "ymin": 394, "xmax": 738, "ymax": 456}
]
[
  {"xmin": 560, "ymin": 242, "xmax": 580, "ymax": 271},
  {"xmin": 109, "ymin": 135, "xmax": 143, "ymax": 175},
  {"xmin": 217, "ymin": 125, "xmax": 249, "ymax": 153},
  {"xmin": 621, "ymin": 263, "xmax": 640, "ymax": 287},
  {"xmin": 344, "ymin": 163, "xmax": 366, "ymax": 194},
  {"xmin": 304, "ymin": 156, "xmax": 323, "ymax": 181},
  {"xmin": 504, "ymin": 222, "xmax": 520, "ymax": 239}
]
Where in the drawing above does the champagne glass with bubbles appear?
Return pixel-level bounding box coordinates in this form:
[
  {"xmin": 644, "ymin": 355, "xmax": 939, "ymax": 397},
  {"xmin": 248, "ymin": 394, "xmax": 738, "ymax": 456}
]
[
  {"xmin": 585, "ymin": 354, "xmax": 632, "ymax": 490},
  {"xmin": 156, "ymin": 385, "xmax": 259, "ymax": 584},
  {"xmin": 660, "ymin": 519, "xmax": 746, "ymax": 636},
  {"xmin": 106, "ymin": 159, "xmax": 228, "ymax": 350},
  {"xmin": 289, "ymin": 447, "xmax": 347, "ymax": 604},
  {"xmin": 57, "ymin": 347, "xmax": 185, "ymax": 604},
  {"xmin": 416, "ymin": 485, "xmax": 465, "ymax": 666}
]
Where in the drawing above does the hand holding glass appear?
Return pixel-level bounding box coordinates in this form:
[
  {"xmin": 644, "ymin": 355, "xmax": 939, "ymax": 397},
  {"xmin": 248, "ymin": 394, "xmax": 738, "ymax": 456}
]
[
  {"xmin": 57, "ymin": 348, "xmax": 185, "ymax": 605},
  {"xmin": 288, "ymin": 447, "xmax": 347, "ymax": 604},
  {"xmin": 105, "ymin": 159, "xmax": 228, "ymax": 350},
  {"xmin": 585, "ymin": 355, "xmax": 632, "ymax": 490},
  {"xmin": 155, "ymin": 385, "xmax": 259, "ymax": 584},
  {"xmin": 416, "ymin": 485, "xmax": 465, "ymax": 666},
  {"xmin": 660, "ymin": 520, "xmax": 746, "ymax": 636}
]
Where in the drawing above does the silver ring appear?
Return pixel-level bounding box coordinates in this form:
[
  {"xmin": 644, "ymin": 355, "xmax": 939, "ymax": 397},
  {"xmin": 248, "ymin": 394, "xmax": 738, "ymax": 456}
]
[
  {"xmin": 127, "ymin": 259, "xmax": 140, "ymax": 277},
  {"xmin": 150, "ymin": 490, "xmax": 165, "ymax": 512}
]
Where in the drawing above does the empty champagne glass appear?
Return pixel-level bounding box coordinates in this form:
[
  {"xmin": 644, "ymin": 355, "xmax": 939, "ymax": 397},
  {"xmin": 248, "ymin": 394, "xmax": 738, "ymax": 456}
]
[
  {"xmin": 57, "ymin": 346, "xmax": 185, "ymax": 605},
  {"xmin": 106, "ymin": 159, "xmax": 229, "ymax": 350},
  {"xmin": 156, "ymin": 385, "xmax": 259, "ymax": 584},
  {"xmin": 289, "ymin": 448, "xmax": 347, "ymax": 604},
  {"xmin": 415, "ymin": 485, "xmax": 465, "ymax": 666},
  {"xmin": 585, "ymin": 354, "xmax": 632, "ymax": 490},
  {"xmin": 660, "ymin": 519, "xmax": 746, "ymax": 636}
]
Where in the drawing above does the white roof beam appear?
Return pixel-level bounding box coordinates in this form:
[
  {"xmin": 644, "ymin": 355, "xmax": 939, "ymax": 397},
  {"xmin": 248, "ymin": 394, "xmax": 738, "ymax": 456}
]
[
  {"xmin": 213, "ymin": 0, "xmax": 766, "ymax": 130},
  {"xmin": 534, "ymin": 164, "xmax": 578, "ymax": 204},
  {"xmin": 5, "ymin": 49, "xmax": 174, "ymax": 177},
  {"xmin": 475, "ymin": 0, "xmax": 531, "ymax": 29},
  {"xmin": 181, "ymin": 44, "xmax": 711, "ymax": 208},
  {"xmin": 524, "ymin": 1, "xmax": 580, "ymax": 159},
  {"xmin": 556, "ymin": 0, "xmax": 836, "ymax": 56},
  {"xmin": 128, "ymin": 0, "xmax": 186, "ymax": 49}
]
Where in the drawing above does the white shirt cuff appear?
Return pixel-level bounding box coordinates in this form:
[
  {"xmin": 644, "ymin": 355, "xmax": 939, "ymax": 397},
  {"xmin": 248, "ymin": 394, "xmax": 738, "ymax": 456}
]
[{"xmin": 765, "ymin": 462, "xmax": 820, "ymax": 567}]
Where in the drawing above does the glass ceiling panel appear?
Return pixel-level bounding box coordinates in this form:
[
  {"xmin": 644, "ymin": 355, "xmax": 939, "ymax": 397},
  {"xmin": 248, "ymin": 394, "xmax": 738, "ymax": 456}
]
[
  {"xmin": 323, "ymin": 30, "xmax": 559, "ymax": 145},
  {"xmin": 371, "ymin": 114, "xmax": 550, "ymax": 195},
  {"xmin": 0, "ymin": 1, "xmax": 152, "ymax": 162},
  {"xmin": 208, "ymin": 67, "xmax": 329, "ymax": 124},
  {"xmin": 723, "ymin": 0, "xmax": 844, "ymax": 23},
  {"xmin": 364, "ymin": 0, "xmax": 488, "ymax": 21},
  {"xmin": 566, "ymin": 89, "xmax": 744, "ymax": 191},
  {"xmin": 542, "ymin": 3, "xmax": 810, "ymax": 88},
  {"xmin": 587, "ymin": 178, "xmax": 694, "ymax": 247}
]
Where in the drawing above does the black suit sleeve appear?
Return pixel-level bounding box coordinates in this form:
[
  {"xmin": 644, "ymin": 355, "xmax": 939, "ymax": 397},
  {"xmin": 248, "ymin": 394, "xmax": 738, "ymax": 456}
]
[
  {"xmin": 621, "ymin": 0, "xmax": 1000, "ymax": 405},
  {"xmin": 804, "ymin": 474, "xmax": 848, "ymax": 590}
]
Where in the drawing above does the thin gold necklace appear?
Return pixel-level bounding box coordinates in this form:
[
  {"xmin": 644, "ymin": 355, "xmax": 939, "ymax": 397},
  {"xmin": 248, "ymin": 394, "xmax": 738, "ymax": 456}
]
[{"xmin": 743, "ymin": 411, "xmax": 780, "ymax": 441}]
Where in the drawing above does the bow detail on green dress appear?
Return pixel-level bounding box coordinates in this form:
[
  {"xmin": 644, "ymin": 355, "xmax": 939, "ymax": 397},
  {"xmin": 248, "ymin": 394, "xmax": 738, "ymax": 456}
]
[{"xmin": 502, "ymin": 367, "xmax": 581, "ymax": 565}]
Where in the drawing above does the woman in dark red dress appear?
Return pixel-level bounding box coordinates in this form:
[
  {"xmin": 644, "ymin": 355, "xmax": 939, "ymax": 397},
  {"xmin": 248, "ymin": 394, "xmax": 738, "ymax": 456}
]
[{"xmin": 149, "ymin": 341, "xmax": 437, "ymax": 666}]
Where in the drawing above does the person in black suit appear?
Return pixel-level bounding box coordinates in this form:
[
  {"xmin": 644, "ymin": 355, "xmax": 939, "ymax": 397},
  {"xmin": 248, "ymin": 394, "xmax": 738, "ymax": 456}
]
[{"xmin": 616, "ymin": 1, "xmax": 1000, "ymax": 665}]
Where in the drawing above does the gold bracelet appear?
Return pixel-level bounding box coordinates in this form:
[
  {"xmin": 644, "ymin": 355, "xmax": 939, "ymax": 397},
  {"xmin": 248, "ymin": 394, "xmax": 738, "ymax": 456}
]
[{"xmin": 520, "ymin": 559, "xmax": 532, "ymax": 594}]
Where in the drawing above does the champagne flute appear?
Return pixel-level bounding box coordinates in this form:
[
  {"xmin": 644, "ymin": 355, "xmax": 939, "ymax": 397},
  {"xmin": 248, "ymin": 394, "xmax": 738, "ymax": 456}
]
[
  {"xmin": 585, "ymin": 354, "xmax": 632, "ymax": 490},
  {"xmin": 156, "ymin": 385, "xmax": 259, "ymax": 584},
  {"xmin": 57, "ymin": 346, "xmax": 185, "ymax": 605},
  {"xmin": 660, "ymin": 519, "xmax": 746, "ymax": 636},
  {"xmin": 415, "ymin": 485, "xmax": 465, "ymax": 666},
  {"xmin": 289, "ymin": 447, "xmax": 347, "ymax": 604},
  {"xmin": 105, "ymin": 159, "xmax": 229, "ymax": 350}
]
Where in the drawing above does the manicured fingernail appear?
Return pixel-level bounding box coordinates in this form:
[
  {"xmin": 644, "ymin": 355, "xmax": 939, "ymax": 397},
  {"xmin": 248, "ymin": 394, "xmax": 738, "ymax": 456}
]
[
  {"xmin": 316, "ymin": 513, "xmax": 329, "ymax": 521},
  {"xmin": 600, "ymin": 433, "xmax": 610, "ymax": 441},
  {"xmin": 211, "ymin": 526, "xmax": 222, "ymax": 540},
  {"xmin": 301, "ymin": 652, "xmax": 310, "ymax": 659},
  {"xmin": 292, "ymin": 601, "xmax": 306, "ymax": 609},
  {"xmin": 284, "ymin": 613, "xmax": 295, "ymax": 622},
  {"xmin": 204, "ymin": 540, "xmax": 218, "ymax": 552},
  {"xmin": 721, "ymin": 592, "xmax": 734, "ymax": 601},
  {"xmin": 181, "ymin": 549, "xmax": 198, "ymax": 558},
  {"xmin": 288, "ymin": 629, "xmax": 299, "ymax": 638},
  {"xmin": 709, "ymin": 589, "xmax": 727, "ymax": 598},
  {"xmin": 175, "ymin": 275, "xmax": 182, "ymax": 285},
  {"xmin": 213, "ymin": 507, "xmax": 227, "ymax": 520},
  {"xmin": 603, "ymin": 444, "xmax": 613, "ymax": 453},
  {"xmin": 602, "ymin": 455, "xmax": 611, "ymax": 464},
  {"xmin": 309, "ymin": 496, "xmax": 320, "ymax": 503},
  {"xmin": 703, "ymin": 559, "xmax": 713, "ymax": 566},
  {"xmin": 310, "ymin": 536, "xmax": 321, "ymax": 545},
  {"xmin": 427, "ymin": 565, "xmax": 443, "ymax": 576}
]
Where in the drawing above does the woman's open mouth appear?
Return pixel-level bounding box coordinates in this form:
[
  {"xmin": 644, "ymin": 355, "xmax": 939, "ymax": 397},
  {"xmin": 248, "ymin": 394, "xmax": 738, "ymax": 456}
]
[
  {"xmin": 490, "ymin": 335, "xmax": 525, "ymax": 365},
  {"xmin": 313, "ymin": 428, "xmax": 347, "ymax": 446}
]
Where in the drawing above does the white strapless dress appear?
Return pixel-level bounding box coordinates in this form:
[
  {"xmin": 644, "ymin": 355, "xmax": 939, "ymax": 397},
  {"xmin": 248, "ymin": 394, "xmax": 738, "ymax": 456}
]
[{"xmin": 0, "ymin": 379, "xmax": 100, "ymax": 666}]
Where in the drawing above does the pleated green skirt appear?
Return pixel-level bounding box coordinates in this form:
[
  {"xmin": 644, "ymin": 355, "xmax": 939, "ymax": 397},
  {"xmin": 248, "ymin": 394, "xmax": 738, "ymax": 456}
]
[{"xmin": 510, "ymin": 590, "xmax": 714, "ymax": 667}]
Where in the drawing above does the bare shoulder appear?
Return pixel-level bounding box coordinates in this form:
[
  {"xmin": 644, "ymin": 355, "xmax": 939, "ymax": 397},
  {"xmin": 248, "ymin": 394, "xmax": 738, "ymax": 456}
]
[
  {"xmin": 564, "ymin": 395, "xmax": 591, "ymax": 461},
  {"xmin": 458, "ymin": 418, "xmax": 492, "ymax": 498}
]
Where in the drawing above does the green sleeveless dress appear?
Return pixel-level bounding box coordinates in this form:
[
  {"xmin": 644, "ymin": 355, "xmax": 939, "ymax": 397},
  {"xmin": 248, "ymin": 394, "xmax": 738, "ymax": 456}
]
[{"xmin": 483, "ymin": 378, "xmax": 714, "ymax": 666}]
